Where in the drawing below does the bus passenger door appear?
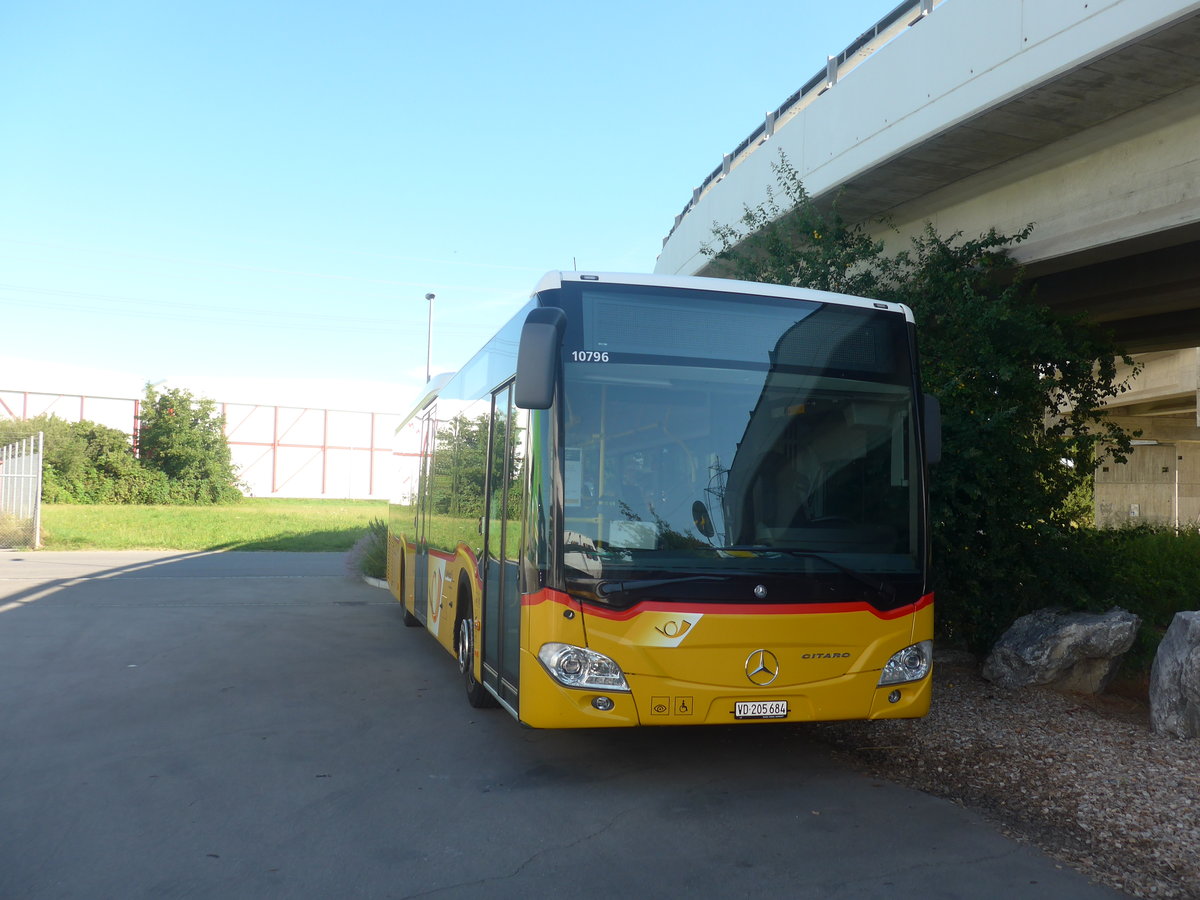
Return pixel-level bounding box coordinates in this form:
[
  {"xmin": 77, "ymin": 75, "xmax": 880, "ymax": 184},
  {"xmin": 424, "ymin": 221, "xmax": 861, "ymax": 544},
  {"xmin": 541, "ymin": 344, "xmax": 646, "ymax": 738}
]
[{"xmin": 482, "ymin": 382, "xmax": 522, "ymax": 710}]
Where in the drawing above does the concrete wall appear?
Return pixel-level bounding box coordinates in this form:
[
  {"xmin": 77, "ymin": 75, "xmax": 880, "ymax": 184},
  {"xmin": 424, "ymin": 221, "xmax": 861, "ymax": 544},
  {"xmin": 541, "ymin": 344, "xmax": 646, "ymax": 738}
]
[
  {"xmin": 870, "ymin": 84, "xmax": 1200, "ymax": 267},
  {"xmin": 1096, "ymin": 349, "xmax": 1200, "ymax": 527},
  {"xmin": 1096, "ymin": 441, "xmax": 1200, "ymax": 528}
]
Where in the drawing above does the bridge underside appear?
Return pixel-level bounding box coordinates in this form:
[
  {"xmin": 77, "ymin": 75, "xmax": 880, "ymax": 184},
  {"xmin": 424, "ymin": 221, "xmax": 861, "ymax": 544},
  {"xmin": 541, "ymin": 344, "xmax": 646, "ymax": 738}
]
[
  {"xmin": 1032, "ymin": 235, "xmax": 1200, "ymax": 353},
  {"xmin": 819, "ymin": 10, "xmax": 1200, "ymax": 354}
]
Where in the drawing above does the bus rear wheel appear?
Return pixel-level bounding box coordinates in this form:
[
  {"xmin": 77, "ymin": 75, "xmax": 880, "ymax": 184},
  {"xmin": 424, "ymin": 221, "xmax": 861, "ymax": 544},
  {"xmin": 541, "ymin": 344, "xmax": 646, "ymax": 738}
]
[{"xmin": 457, "ymin": 592, "xmax": 497, "ymax": 709}]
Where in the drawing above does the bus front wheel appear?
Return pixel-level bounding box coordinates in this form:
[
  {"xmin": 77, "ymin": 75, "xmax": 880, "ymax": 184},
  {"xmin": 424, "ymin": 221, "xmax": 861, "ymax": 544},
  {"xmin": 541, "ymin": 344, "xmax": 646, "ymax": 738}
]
[{"xmin": 457, "ymin": 592, "xmax": 497, "ymax": 709}]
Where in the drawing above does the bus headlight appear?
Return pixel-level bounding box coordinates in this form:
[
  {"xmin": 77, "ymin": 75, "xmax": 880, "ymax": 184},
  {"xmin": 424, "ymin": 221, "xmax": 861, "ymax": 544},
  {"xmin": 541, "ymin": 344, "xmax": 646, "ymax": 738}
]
[
  {"xmin": 878, "ymin": 640, "xmax": 932, "ymax": 686},
  {"xmin": 538, "ymin": 643, "xmax": 630, "ymax": 692}
]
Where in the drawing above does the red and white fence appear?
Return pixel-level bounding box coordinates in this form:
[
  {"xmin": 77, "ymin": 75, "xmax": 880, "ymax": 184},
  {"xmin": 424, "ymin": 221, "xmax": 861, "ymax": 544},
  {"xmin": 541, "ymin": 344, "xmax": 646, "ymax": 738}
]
[{"xmin": 0, "ymin": 389, "xmax": 420, "ymax": 501}]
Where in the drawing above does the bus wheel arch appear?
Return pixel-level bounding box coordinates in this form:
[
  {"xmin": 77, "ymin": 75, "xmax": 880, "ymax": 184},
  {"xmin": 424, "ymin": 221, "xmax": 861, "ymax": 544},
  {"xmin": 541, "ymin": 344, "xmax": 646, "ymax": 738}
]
[{"xmin": 400, "ymin": 553, "xmax": 419, "ymax": 627}]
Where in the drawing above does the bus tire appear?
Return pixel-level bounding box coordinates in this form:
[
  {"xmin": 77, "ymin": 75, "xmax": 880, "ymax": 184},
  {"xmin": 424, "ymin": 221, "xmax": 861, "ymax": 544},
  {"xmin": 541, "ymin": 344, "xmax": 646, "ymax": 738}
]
[{"xmin": 458, "ymin": 588, "xmax": 497, "ymax": 709}]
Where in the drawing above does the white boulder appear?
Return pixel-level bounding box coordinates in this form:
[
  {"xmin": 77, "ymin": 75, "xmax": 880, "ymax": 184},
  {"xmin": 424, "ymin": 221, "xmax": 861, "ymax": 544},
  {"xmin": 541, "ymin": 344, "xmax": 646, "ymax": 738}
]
[{"xmin": 982, "ymin": 607, "xmax": 1140, "ymax": 693}]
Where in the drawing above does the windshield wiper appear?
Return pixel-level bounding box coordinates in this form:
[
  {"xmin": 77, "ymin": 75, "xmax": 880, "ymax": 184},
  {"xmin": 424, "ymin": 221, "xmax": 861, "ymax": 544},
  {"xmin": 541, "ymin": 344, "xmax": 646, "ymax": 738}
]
[
  {"xmin": 597, "ymin": 575, "xmax": 726, "ymax": 597},
  {"xmin": 717, "ymin": 546, "xmax": 895, "ymax": 601}
]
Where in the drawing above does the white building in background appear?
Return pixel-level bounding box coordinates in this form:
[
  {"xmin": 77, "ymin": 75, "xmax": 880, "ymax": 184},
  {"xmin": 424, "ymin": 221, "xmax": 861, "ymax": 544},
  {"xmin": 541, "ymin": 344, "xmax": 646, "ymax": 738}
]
[{"xmin": 0, "ymin": 357, "xmax": 423, "ymax": 501}]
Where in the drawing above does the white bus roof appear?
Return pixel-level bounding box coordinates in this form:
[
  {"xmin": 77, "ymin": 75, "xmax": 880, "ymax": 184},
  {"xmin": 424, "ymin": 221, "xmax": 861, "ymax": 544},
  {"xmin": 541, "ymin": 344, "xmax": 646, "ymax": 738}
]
[{"xmin": 534, "ymin": 271, "xmax": 916, "ymax": 324}]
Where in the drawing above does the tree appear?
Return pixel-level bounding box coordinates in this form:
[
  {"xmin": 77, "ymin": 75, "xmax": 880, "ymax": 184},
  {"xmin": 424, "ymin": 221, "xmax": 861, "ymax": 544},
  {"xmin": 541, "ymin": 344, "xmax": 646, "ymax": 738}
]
[
  {"xmin": 704, "ymin": 152, "xmax": 1138, "ymax": 650},
  {"xmin": 137, "ymin": 384, "xmax": 242, "ymax": 504},
  {"xmin": 708, "ymin": 153, "xmax": 884, "ymax": 297}
]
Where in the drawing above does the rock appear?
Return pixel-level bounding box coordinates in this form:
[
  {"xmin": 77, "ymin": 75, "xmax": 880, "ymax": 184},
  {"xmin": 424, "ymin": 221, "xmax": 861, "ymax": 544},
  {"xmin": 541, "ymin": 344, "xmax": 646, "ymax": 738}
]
[
  {"xmin": 982, "ymin": 607, "xmax": 1140, "ymax": 693},
  {"xmin": 1149, "ymin": 611, "xmax": 1200, "ymax": 738}
]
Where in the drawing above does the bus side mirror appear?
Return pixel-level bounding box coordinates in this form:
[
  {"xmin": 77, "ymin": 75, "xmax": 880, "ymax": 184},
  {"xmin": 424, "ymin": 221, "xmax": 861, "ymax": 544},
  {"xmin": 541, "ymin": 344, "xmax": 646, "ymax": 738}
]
[
  {"xmin": 515, "ymin": 307, "xmax": 567, "ymax": 409},
  {"xmin": 924, "ymin": 393, "xmax": 942, "ymax": 465}
]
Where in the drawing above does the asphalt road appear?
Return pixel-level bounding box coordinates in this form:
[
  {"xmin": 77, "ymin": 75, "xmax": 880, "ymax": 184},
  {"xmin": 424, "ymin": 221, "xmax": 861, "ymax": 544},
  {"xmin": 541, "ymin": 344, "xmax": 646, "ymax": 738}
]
[{"xmin": 0, "ymin": 552, "xmax": 1126, "ymax": 899}]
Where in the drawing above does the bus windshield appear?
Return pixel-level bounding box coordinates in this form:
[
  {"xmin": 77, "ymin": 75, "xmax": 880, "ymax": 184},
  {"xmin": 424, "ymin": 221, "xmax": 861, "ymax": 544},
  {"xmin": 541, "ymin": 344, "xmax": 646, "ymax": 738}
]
[{"xmin": 560, "ymin": 286, "xmax": 923, "ymax": 606}]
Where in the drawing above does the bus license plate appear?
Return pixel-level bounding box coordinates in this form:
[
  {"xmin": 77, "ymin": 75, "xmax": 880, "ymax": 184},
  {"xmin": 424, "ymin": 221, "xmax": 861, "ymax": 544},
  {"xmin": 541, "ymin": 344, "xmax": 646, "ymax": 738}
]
[{"xmin": 735, "ymin": 700, "xmax": 788, "ymax": 719}]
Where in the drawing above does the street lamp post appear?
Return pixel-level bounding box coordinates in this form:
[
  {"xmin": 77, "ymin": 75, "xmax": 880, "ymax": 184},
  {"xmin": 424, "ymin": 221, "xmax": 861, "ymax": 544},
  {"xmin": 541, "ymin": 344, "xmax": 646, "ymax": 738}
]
[{"xmin": 424, "ymin": 293, "xmax": 435, "ymax": 383}]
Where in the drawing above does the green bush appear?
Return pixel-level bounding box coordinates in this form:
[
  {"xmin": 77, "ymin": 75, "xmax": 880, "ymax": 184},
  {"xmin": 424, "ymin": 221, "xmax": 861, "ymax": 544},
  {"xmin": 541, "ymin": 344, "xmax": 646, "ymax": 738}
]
[
  {"xmin": 346, "ymin": 518, "xmax": 387, "ymax": 580},
  {"xmin": 1, "ymin": 414, "xmax": 168, "ymax": 504},
  {"xmin": 1079, "ymin": 524, "xmax": 1200, "ymax": 625}
]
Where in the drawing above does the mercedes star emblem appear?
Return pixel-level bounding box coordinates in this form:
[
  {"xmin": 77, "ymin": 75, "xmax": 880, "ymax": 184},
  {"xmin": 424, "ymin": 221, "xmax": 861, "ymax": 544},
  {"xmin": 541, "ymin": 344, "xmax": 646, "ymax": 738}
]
[{"xmin": 745, "ymin": 649, "xmax": 780, "ymax": 686}]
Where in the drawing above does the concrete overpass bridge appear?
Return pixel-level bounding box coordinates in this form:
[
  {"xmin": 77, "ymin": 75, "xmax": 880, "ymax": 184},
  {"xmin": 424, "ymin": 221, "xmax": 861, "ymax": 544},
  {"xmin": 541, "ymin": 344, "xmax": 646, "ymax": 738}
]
[{"xmin": 654, "ymin": 0, "xmax": 1200, "ymax": 526}]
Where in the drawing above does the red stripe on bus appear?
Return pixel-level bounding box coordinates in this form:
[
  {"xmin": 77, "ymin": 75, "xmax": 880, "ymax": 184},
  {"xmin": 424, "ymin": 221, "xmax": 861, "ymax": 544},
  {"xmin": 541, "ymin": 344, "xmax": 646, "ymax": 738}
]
[
  {"xmin": 521, "ymin": 588, "xmax": 584, "ymax": 613},
  {"xmin": 521, "ymin": 588, "xmax": 932, "ymax": 621}
]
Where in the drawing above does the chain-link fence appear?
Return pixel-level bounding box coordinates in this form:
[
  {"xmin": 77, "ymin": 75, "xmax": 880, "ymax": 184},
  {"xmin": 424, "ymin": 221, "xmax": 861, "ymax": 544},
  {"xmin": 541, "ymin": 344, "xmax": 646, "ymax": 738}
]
[{"xmin": 0, "ymin": 433, "xmax": 43, "ymax": 549}]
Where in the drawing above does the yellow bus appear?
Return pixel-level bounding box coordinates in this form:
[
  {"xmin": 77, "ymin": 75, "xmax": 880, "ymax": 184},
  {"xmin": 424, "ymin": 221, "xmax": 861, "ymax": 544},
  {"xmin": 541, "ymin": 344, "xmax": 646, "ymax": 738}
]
[{"xmin": 388, "ymin": 272, "xmax": 940, "ymax": 728}]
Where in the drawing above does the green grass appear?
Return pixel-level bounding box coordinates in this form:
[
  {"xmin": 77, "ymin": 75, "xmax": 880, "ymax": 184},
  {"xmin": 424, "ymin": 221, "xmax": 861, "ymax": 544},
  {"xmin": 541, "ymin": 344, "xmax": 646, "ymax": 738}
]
[{"xmin": 41, "ymin": 498, "xmax": 388, "ymax": 551}]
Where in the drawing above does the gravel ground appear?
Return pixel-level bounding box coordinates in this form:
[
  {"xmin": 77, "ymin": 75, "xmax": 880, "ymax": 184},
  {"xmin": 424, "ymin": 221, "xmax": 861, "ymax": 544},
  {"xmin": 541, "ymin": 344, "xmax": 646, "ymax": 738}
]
[{"xmin": 814, "ymin": 658, "xmax": 1200, "ymax": 899}]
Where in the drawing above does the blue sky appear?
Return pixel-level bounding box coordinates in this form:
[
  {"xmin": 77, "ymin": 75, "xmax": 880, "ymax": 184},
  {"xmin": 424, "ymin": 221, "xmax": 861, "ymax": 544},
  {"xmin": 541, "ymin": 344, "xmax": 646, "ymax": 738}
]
[{"xmin": 2, "ymin": 0, "xmax": 895, "ymax": 410}]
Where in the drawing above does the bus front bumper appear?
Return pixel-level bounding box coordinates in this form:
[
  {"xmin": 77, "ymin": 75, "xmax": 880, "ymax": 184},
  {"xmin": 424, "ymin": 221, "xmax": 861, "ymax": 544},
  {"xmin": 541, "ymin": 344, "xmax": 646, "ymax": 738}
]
[{"xmin": 518, "ymin": 650, "xmax": 932, "ymax": 728}]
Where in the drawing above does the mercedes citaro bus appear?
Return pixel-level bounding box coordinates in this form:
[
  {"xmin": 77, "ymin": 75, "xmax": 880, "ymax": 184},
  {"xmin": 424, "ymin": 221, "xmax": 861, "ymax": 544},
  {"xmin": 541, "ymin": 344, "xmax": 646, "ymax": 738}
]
[{"xmin": 388, "ymin": 271, "xmax": 940, "ymax": 728}]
